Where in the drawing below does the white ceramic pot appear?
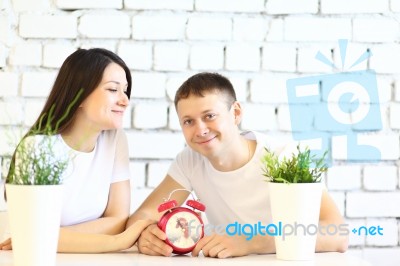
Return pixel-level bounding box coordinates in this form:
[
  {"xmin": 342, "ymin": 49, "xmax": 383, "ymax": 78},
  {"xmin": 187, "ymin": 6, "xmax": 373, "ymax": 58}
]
[
  {"xmin": 6, "ymin": 184, "xmax": 63, "ymax": 266},
  {"xmin": 269, "ymin": 182, "xmax": 322, "ymax": 260}
]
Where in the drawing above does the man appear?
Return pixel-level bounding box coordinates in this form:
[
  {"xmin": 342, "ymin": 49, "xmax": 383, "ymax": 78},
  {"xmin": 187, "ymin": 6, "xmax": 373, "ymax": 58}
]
[{"xmin": 127, "ymin": 72, "xmax": 348, "ymax": 258}]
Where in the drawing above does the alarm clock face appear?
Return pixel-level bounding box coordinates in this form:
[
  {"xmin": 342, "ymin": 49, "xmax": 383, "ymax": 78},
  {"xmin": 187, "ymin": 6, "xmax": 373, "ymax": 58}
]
[{"xmin": 164, "ymin": 210, "xmax": 203, "ymax": 251}]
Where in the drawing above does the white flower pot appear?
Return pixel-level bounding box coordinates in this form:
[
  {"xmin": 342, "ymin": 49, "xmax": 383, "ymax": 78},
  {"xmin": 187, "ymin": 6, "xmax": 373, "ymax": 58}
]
[
  {"xmin": 269, "ymin": 182, "xmax": 322, "ymax": 260},
  {"xmin": 6, "ymin": 184, "xmax": 63, "ymax": 266}
]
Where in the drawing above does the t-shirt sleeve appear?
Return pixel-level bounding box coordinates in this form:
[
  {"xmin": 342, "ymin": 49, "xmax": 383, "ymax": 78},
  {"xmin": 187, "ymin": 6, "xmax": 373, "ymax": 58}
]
[
  {"xmin": 111, "ymin": 129, "xmax": 131, "ymax": 183},
  {"xmin": 167, "ymin": 147, "xmax": 195, "ymax": 190}
]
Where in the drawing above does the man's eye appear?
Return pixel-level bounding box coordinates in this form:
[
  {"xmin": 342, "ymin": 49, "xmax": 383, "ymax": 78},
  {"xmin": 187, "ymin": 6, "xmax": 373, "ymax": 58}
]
[
  {"xmin": 183, "ymin": 120, "xmax": 192, "ymax": 125},
  {"xmin": 206, "ymin": 114, "xmax": 216, "ymax": 120}
]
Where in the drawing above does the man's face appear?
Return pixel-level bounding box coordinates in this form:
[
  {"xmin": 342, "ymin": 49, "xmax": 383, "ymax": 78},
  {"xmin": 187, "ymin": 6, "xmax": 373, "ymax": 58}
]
[{"xmin": 176, "ymin": 91, "xmax": 240, "ymax": 158}]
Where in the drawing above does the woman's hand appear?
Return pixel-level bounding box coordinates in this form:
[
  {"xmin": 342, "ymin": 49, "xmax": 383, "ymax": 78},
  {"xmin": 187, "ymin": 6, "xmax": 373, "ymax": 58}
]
[{"xmin": 0, "ymin": 238, "xmax": 12, "ymax": 250}]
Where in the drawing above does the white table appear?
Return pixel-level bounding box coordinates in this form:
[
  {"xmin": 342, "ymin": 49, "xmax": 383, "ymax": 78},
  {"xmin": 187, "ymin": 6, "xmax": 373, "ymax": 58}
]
[{"xmin": 0, "ymin": 250, "xmax": 373, "ymax": 266}]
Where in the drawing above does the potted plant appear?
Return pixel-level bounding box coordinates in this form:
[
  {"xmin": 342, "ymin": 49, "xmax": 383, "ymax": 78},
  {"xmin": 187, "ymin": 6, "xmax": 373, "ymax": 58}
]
[
  {"xmin": 5, "ymin": 103, "xmax": 74, "ymax": 266},
  {"xmin": 261, "ymin": 145, "xmax": 328, "ymax": 261}
]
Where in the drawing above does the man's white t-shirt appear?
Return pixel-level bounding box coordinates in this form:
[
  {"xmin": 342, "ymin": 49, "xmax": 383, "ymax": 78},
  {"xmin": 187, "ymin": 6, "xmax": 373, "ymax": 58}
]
[
  {"xmin": 16, "ymin": 129, "xmax": 131, "ymax": 226},
  {"xmin": 168, "ymin": 131, "xmax": 290, "ymax": 227}
]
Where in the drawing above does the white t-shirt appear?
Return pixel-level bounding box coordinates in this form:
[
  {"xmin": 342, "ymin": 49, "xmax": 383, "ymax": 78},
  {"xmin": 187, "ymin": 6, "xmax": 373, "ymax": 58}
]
[
  {"xmin": 15, "ymin": 129, "xmax": 130, "ymax": 226},
  {"xmin": 168, "ymin": 131, "xmax": 290, "ymax": 226}
]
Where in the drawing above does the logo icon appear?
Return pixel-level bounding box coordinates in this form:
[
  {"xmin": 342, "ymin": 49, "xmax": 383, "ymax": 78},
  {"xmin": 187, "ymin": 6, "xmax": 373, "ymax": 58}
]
[{"xmin": 287, "ymin": 39, "xmax": 382, "ymax": 164}]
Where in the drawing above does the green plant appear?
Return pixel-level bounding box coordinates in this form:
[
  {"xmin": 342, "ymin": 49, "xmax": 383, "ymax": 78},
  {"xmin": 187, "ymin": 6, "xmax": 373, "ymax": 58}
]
[
  {"xmin": 6, "ymin": 89, "xmax": 83, "ymax": 185},
  {"xmin": 261, "ymin": 145, "xmax": 328, "ymax": 184}
]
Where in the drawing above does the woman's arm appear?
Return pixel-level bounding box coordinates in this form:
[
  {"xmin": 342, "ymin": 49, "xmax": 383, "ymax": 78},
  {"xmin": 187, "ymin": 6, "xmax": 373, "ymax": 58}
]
[{"xmin": 62, "ymin": 180, "xmax": 131, "ymax": 235}]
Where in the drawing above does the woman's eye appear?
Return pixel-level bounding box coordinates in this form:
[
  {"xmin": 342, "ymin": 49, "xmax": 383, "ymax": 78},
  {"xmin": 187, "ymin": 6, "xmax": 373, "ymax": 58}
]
[{"xmin": 107, "ymin": 88, "xmax": 117, "ymax": 92}]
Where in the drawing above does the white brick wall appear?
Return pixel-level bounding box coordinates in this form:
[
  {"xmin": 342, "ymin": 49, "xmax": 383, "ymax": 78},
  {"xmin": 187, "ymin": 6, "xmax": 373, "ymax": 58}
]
[
  {"xmin": 0, "ymin": 72, "xmax": 18, "ymax": 97},
  {"xmin": 266, "ymin": 0, "xmax": 318, "ymax": 14},
  {"xmin": 2, "ymin": 2, "xmax": 400, "ymax": 260},
  {"xmin": 79, "ymin": 12, "xmax": 130, "ymax": 39},
  {"xmin": 19, "ymin": 14, "xmax": 77, "ymax": 39},
  {"xmin": 347, "ymin": 192, "xmax": 400, "ymax": 217},
  {"xmin": 321, "ymin": 0, "xmax": 388, "ymax": 14},
  {"xmin": 118, "ymin": 42, "xmax": 152, "ymax": 71},
  {"xmin": 56, "ymin": 0, "xmax": 122, "ymax": 9},
  {"xmin": 364, "ymin": 165, "xmax": 398, "ymax": 191},
  {"xmin": 9, "ymin": 43, "xmax": 42, "ymax": 66},
  {"xmin": 132, "ymin": 14, "xmax": 186, "ymax": 41}
]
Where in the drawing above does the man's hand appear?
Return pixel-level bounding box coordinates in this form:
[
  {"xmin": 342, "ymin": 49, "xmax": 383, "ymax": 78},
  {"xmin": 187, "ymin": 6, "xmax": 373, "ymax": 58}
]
[
  {"xmin": 137, "ymin": 223, "xmax": 173, "ymax": 256},
  {"xmin": 191, "ymin": 234, "xmax": 251, "ymax": 259},
  {"xmin": 0, "ymin": 238, "xmax": 11, "ymax": 250}
]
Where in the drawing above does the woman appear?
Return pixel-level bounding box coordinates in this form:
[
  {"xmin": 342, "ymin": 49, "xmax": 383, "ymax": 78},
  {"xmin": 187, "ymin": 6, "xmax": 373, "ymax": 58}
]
[{"xmin": 0, "ymin": 48, "xmax": 151, "ymax": 253}]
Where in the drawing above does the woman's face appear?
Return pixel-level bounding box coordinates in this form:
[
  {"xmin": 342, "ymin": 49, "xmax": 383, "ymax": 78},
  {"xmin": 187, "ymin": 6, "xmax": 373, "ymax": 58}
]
[{"xmin": 77, "ymin": 62, "xmax": 129, "ymax": 131}]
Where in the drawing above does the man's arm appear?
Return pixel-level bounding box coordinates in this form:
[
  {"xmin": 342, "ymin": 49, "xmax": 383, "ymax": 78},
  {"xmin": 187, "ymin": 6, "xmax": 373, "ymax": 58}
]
[
  {"xmin": 126, "ymin": 175, "xmax": 190, "ymax": 256},
  {"xmin": 316, "ymin": 189, "xmax": 349, "ymax": 252}
]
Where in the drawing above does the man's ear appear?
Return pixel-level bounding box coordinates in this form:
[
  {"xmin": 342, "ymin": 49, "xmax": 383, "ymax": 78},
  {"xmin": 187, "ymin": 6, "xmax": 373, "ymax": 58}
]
[{"xmin": 232, "ymin": 101, "xmax": 242, "ymax": 125}]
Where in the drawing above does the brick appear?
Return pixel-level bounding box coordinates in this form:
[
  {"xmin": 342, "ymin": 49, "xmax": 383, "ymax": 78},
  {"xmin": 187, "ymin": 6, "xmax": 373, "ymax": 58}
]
[
  {"xmin": 0, "ymin": 44, "xmax": 4, "ymax": 67},
  {"xmin": 326, "ymin": 165, "xmax": 361, "ymax": 190},
  {"xmin": 0, "ymin": 16, "xmax": 9, "ymax": 45},
  {"xmin": 390, "ymin": 103, "xmax": 400, "ymax": 129},
  {"xmin": 43, "ymin": 44, "xmax": 76, "ymax": 68},
  {"xmin": 321, "ymin": 0, "xmax": 388, "ymax": 13},
  {"xmin": 9, "ymin": 43, "xmax": 42, "ymax": 66},
  {"xmin": 364, "ymin": 165, "xmax": 398, "ymax": 191},
  {"xmin": 125, "ymin": 0, "xmax": 193, "ymax": 10},
  {"xmin": 347, "ymin": 192, "xmax": 400, "ymax": 217},
  {"xmin": 79, "ymin": 42, "xmax": 116, "ymax": 52},
  {"xmin": 56, "ymin": 0, "xmax": 122, "ymax": 9},
  {"xmin": 131, "ymin": 72, "xmax": 166, "ymax": 99},
  {"xmin": 226, "ymin": 75, "xmax": 248, "ymax": 102},
  {"xmin": 24, "ymin": 100, "xmax": 46, "ymax": 126},
  {"xmin": 21, "ymin": 72, "xmax": 57, "ymax": 97},
  {"xmin": 284, "ymin": 17, "xmax": 351, "ymax": 42},
  {"xmin": 375, "ymin": 76, "xmax": 393, "ymax": 103},
  {"xmin": 126, "ymin": 131, "xmax": 185, "ymax": 159},
  {"xmin": 19, "ymin": 14, "xmax": 77, "ymax": 39},
  {"xmin": 262, "ymin": 43, "xmax": 296, "ymax": 72},
  {"xmin": 168, "ymin": 103, "xmax": 181, "ymax": 131},
  {"xmin": 346, "ymin": 219, "xmax": 366, "ymax": 246},
  {"xmin": 369, "ymin": 44, "xmax": 400, "ymax": 74},
  {"xmin": 277, "ymin": 104, "xmax": 313, "ymax": 132},
  {"xmin": 187, "ymin": 17, "xmax": 231, "ymax": 40},
  {"xmin": 240, "ymin": 103, "xmax": 276, "ymax": 131},
  {"xmin": 79, "ymin": 12, "xmax": 130, "ymax": 38},
  {"xmin": 298, "ymin": 45, "xmax": 334, "ymax": 73},
  {"xmin": 249, "ymin": 75, "xmax": 288, "ymax": 104},
  {"xmin": 266, "ymin": 0, "xmax": 318, "ymax": 14},
  {"xmin": 332, "ymin": 43, "xmax": 369, "ymax": 71},
  {"xmin": 0, "ymin": 99, "xmax": 24, "ymax": 125},
  {"xmin": 12, "ymin": 0, "xmax": 50, "ymax": 11},
  {"xmin": 133, "ymin": 102, "xmax": 168, "ymax": 129},
  {"xmin": 392, "ymin": 0, "xmax": 400, "ymax": 11},
  {"xmin": 190, "ymin": 44, "xmax": 224, "ymax": 70},
  {"xmin": 366, "ymin": 219, "xmax": 398, "ymax": 246},
  {"xmin": 130, "ymin": 187, "xmax": 153, "ymax": 213},
  {"xmin": 395, "ymin": 80, "xmax": 400, "ymax": 102},
  {"xmin": 332, "ymin": 134, "xmax": 400, "ymax": 161},
  {"xmin": 148, "ymin": 161, "xmax": 171, "ymax": 187},
  {"xmin": 266, "ymin": 18, "xmax": 284, "ymax": 41},
  {"xmin": 129, "ymin": 161, "xmax": 146, "ymax": 188},
  {"xmin": 132, "ymin": 14, "xmax": 186, "ymax": 40},
  {"xmin": 226, "ymin": 44, "xmax": 260, "ymax": 72},
  {"xmin": 233, "ymin": 17, "xmax": 267, "ymax": 41},
  {"xmin": 195, "ymin": 0, "xmax": 264, "ymax": 12},
  {"xmin": 329, "ymin": 192, "xmax": 345, "ymax": 216},
  {"xmin": 0, "ymin": 73, "xmax": 19, "ymax": 97},
  {"xmin": 362, "ymin": 248, "xmax": 400, "ymax": 266},
  {"xmin": 118, "ymin": 42, "xmax": 152, "ymax": 70},
  {"xmin": 154, "ymin": 43, "xmax": 189, "ymax": 71},
  {"xmin": 353, "ymin": 18, "xmax": 399, "ymax": 43},
  {"xmin": 166, "ymin": 76, "xmax": 187, "ymax": 102}
]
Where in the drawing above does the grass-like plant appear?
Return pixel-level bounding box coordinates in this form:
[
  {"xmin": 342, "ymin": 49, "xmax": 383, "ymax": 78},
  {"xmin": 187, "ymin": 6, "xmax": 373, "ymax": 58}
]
[
  {"xmin": 7, "ymin": 90, "xmax": 83, "ymax": 185},
  {"xmin": 261, "ymin": 145, "xmax": 328, "ymax": 184}
]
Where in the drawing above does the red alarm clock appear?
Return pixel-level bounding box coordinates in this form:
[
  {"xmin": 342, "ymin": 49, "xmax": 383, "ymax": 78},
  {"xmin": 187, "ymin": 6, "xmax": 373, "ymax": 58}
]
[{"xmin": 157, "ymin": 189, "xmax": 206, "ymax": 255}]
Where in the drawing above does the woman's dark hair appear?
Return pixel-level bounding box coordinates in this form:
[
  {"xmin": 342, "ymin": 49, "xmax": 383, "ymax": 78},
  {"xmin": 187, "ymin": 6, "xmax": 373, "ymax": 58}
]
[{"xmin": 30, "ymin": 48, "xmax": 132, "ymax": 135}]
